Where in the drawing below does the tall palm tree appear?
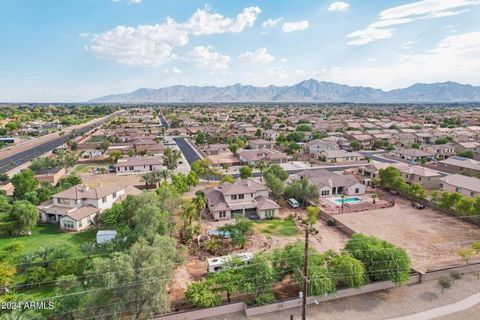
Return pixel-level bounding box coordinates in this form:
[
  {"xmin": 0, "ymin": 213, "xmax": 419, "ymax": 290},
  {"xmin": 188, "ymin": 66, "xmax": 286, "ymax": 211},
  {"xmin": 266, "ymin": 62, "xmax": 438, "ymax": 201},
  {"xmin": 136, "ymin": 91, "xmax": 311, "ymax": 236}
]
[
  {"xmin": 140, "ymin": 172, "xmax": 154, "ymax": 189},
  {"xmin": 257, "ymin": 160, "xmax": 268, "ymax": 181}
]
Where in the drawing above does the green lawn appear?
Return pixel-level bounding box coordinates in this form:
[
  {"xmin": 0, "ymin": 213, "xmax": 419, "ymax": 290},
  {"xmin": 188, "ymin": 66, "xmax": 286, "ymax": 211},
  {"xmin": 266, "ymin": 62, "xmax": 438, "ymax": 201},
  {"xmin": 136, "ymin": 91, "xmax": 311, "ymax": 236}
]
[
  {"xmin": 0, "ymin": 224, "xmax": 96, "ymax": 257},
  {"xmin": 253, "ymin": 219, "xmax": 300, "ymax": 237},
  {"xmin": 71, "ymin": 164, "xmax": 95, "ymax": 174}
]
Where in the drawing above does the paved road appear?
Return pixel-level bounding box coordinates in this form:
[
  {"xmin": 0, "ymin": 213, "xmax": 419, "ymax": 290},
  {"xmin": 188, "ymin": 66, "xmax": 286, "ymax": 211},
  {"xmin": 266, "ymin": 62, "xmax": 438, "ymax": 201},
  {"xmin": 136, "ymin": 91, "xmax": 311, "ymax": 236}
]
[
  {"xmin": 160, "ymin": 115, "xmax": 170, "ymax": 128},
  {"xmin": 388, "ymin": 292, "xmax": 480, "ymax": 320},
  {"xmin": 0, "ymin": 114, "xmax": 117, "ymax": 173},
  {"xmin": 174, "ymin": 137, "xmax": 201, "ymax": 166},
  {"xmin": 361, "ymin": 152, "xmax": 397, "ymax": 164}
]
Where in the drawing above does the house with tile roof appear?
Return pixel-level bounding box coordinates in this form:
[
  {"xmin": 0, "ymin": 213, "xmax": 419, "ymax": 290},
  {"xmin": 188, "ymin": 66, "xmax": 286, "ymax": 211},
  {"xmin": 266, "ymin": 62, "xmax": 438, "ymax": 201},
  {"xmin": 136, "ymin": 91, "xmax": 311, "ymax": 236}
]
[
  {"xmin": 38, "ymin": 184, "xmax": 141, "ymax": 231},
  {"xmin": 204, "ymin": 178, "xmax": 280, "ymax": 221},
  {"xmin": 292, "ymin": 169, "xmax": 365, "ymax": 197}
]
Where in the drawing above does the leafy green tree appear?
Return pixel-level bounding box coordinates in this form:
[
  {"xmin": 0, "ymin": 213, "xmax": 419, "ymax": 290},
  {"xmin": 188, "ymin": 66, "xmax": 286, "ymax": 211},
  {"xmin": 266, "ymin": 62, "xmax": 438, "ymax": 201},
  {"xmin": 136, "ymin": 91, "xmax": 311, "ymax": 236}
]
[
  {"xmin": 264, "ymin": 174, "xmax": 284, "ymax": 200},
  {"xmin": 186, "ymin": 279, "xmax": 222, "ymax": 308},
  {"xmin": 255, "ymin": 128, "xmax": 262, "ymax": 137},
  {"xmin": 228, "ymin": 143, "xmax": 239, "ymax": 155},
  {"xmin": 285, "ymin": 179, "xmax": 319, "ymax": 206},
  {"xmin": 10, "ymin": 200, "xmax": 38, "ymax": 233},
  {"xmin": 457, "ymin": 150, "xmax": 474, "ymax": 159},
  {"xmin": 286, "ymin": 142, "xmax": 301, "ymax": 154},
  {"xmin": 454, "ymin": 197, "xmax": 474, "ymax": 216},
  {"xmin": 239, "ymin": 166, "xmax": 253, "ymax": 179},
  {"xmin": 186, "ymin": 171, "xmax": 199, "ymax": 189},
  {"xmin": 439, "ymin": 192, "xmax": 462, "ymax": 210},
  {"xmin": 345, "ymin": 233, "xmax": 411, "ymax": 285},
  {"xmin": 0, "ymin": 194, "xmax": 12, "ymax": 214},
  {"xmin": 350, "ymin": 140, "xmax": 361, "ymax": 151},
  {"xmin": 11, "ymin": 169, "xmax": 39, "ymax": 200},
  {"xmin": 328, "ymin": 253, "xmax": 365, "ymax": 288},
  {"xmin": 109, "ymin": 150, "xmax": 122, "ymax": 164},
  {"xmin": 379, "ymin": 166, "xmax": 402, "ymax": 190},
  {"xmin": 195, "ymin": 132, "xmax": 206, "ymax": 145},
  {"xmin": 264, "ymin": 164, "xmax": 288, "ymax": 181},
  {"xmin": 163, "ymin": 147, "xmax": 181, "ymax": 170},
  {"xmin": 221, "ymin": 174, "xmax": 235, "ymax": 183},
  {"xmin": 52, "ymin": 275, "xmax": 83, "ymax": 320}
]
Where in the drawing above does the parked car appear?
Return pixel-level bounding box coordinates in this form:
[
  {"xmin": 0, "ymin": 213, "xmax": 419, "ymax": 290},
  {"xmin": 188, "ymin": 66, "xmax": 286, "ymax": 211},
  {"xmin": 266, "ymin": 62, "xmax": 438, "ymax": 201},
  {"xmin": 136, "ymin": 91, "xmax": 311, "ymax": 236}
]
[
  {"xmin": 411, "ymin": 202, "xmax": 425, "ymax": 209},
  {"xmin": 287, "ymin": 198, "xmax": 300, "ymax": 208}
]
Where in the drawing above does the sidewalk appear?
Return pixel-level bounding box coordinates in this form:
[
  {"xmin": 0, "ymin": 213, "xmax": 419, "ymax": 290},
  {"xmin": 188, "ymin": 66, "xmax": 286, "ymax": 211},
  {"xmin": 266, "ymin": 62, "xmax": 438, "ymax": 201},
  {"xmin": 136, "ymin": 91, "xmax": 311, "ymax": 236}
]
[{"xmin": 206, "ymin": 273, "xmax": 480, "ymax": 320}]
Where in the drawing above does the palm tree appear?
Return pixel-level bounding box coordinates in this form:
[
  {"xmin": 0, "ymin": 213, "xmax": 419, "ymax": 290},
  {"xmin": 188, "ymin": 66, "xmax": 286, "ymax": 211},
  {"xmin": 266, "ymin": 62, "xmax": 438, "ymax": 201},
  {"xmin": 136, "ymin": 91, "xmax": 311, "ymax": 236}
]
[
  {"xmin": 257, "ymin": 160, "xmax": 268, "ymax": 181},
  {"xmin": 140, "ymin": 172, "xmax": 154, "ymax": 189},
  {"xmin": 371, "ymin": 193, "xmax": 377, "ymax": 205},
  {"xmin": 340, "ymin": 194, "xmax": 345, "ymax": 214},
  {"xmin": 79, "ymin": 242, "xmax": 96, "ymax": 258}
]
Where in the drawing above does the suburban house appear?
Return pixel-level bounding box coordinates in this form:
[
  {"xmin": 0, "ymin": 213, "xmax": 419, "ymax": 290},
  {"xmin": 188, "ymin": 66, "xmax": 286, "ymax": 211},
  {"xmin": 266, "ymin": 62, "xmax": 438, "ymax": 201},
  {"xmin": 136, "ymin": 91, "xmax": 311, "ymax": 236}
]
[
  {"xmin": 350, "ymin": 134, "xmax": 374, "ymax": 149},
  {"xmin": 396, "ymin": 133, "xmax": 417, "ymax": 147},
  {"xmin": 293, "ymin": 169, "xmax": 366, "ymax": 197},
  {"xmin": 390, "ymin": 148, "xmax": 433, "ymax": 162},
  {"xmin": 204, "ymin": 179, "xmax": 280, "ymax": 220},
  {"xmin": 420, "ymin": 144, "xmax": 455, "ymax": 160},
  {"xmin": 439, "ymin": 174, "xmax": 480, "ymax": 198},
  {"xmin": 248, "ymin": 139, "xmax": 275, "ymax": 150},
  {"xmin": 303, "ymin": 139, "xmax": 339, "ymax": 156},
  {"xmin": 395, "ymin": 164, "xmax": 444, "ymax": 189},
  {"xmin": 114, "ymin": 156, "xmax": 164, "ymax": 174},
  {"xmin": 201, "ymin": 144, "xmax": 229, "ymax": 155},
  {"xmin": 38, "ymin": 184, "xmax": 141, "ymax": 231},
  {"xmin": 262, "ymin": 130, "xmax": 280, "ymax": 141},
  {"xmin": 317, "ymin": 150, "xmax": 364, "ymax": 163},
  {"xmin": 438, "ymin": 156, "xmax": 480, "ymax": 175},
  {"xmin": 238, "ymin": 149, "xmax": 288, "ymax": 166}
]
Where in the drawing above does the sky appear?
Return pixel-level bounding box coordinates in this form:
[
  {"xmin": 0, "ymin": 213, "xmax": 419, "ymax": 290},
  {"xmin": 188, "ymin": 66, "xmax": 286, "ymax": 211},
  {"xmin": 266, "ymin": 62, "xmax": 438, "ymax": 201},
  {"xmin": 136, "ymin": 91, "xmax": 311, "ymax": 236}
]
[{"xmin": 0, "ymin": 0, "xmax": 480, "ymax": 102}]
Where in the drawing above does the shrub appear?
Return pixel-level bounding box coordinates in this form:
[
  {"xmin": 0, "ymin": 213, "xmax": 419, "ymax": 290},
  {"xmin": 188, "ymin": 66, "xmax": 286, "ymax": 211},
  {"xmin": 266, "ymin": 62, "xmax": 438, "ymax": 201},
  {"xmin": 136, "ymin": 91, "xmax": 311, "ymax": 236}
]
[
  {"xmin": 326, "ymin": 218, "xmax": 336, "ymax": 226},
  {"xmin": 255, "ymin": 292, "xmax": 275, "ymax": 306}
]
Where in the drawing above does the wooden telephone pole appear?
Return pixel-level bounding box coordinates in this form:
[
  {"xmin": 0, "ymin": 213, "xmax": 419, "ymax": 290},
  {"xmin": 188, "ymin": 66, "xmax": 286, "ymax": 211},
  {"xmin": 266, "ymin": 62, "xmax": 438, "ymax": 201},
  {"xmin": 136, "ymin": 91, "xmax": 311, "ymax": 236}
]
[{"xmin": 301, "ymin": 224, "xmax": 309, "ymax": 320}]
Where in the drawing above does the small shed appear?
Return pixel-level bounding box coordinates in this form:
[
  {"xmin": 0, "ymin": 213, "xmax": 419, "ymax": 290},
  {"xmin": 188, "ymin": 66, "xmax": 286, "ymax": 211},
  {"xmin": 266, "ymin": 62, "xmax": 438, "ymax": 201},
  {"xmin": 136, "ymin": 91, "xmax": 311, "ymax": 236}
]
[{"xmin": 96, "ymin": 230, "xmax": 117, "ymax": 244}]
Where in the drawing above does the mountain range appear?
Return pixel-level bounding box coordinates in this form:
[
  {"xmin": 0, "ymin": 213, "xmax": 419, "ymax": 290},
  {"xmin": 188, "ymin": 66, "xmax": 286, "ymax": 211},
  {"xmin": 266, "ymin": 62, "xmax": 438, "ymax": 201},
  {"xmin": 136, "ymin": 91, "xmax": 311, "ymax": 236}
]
[{"xmin": 90, "ymin": 80, "xmax": 480, "ymax": 103}]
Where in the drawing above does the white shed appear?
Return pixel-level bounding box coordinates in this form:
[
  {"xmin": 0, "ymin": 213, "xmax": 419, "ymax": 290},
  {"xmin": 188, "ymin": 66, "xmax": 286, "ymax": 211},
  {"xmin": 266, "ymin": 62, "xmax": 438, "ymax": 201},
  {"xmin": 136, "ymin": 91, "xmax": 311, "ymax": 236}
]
[{"xmin": 96, "ymin": 230, "xmax": 117, "ymax": 244}]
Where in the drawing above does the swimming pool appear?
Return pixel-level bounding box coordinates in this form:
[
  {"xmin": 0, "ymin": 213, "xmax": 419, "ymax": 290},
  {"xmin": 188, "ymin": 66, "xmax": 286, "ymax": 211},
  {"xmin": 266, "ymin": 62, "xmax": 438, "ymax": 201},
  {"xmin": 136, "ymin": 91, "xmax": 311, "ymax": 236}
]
[{"xmin": 334, "ymin": 197, "xmax": 361, "ymax": 205}]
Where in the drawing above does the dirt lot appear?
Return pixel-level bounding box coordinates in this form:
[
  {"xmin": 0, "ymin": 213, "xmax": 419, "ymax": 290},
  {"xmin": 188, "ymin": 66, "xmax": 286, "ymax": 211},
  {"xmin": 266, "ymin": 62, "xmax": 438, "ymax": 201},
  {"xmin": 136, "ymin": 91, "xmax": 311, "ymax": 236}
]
[{"xmin": 334, "ymin": 197, "xmax": 480, "ymax": 272}]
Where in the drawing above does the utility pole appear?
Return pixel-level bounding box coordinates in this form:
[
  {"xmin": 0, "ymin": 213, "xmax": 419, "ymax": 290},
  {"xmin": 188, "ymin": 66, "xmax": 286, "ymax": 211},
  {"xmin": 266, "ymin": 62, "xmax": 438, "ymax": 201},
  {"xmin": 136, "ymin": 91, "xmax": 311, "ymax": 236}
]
[
  {"xmin": 302, "ymin": 223, "xmax": 309, "ymax": 320},
  {"xmin": 301, "ymin": 205, "xmax": 319, "ymax": 320}
]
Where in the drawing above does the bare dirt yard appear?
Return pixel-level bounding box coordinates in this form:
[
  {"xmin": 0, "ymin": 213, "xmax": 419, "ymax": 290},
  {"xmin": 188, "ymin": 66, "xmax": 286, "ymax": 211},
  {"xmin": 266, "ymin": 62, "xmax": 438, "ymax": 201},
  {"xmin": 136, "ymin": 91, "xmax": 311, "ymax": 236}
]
[{"xmin": 333, "ymin": 197, "xmax": 480, "ymax": 272}]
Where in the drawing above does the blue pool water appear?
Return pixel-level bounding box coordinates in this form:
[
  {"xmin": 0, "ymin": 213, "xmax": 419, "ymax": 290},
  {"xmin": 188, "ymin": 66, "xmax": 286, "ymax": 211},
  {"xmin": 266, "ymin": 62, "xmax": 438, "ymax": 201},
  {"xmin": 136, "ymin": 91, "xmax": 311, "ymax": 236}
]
[{"xmin": 334, "ymin": 197, "xmax": 361, "ymax": 204}]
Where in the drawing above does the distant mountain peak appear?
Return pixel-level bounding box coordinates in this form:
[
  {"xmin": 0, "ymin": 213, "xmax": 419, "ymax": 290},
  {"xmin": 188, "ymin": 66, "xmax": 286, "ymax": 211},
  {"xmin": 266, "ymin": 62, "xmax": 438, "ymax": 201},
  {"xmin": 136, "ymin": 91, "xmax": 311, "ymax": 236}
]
[{"xmin": 90, "ymin": 79, "xmax": 480, "ymax": 103}]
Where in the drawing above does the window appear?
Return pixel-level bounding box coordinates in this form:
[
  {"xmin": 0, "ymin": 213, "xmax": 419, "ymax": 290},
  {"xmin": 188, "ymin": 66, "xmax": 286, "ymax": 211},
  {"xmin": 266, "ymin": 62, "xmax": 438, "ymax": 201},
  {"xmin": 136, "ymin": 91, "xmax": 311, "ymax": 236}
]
[
  {"xmin": 238, "ymin": 194, "xmax": 245, "ymax": 200},
  {"xmin": 58, "ymin": 198, "xmax": 69, "ymax": 205},
  {"xmin": 63, "ymin": 221, "xmax": 74, "ymax": 229},
  {"xmin": 439, "ymin": 183, "xmax": 444, "ymax": 189},
  {"xmin": 219, "ymin": 211, "xmax": 227, "ymax": 218},
  {"xmin": 471, "ymin": 192, "xmax": 477, "ymax": 197},
  {"xmin": 102, "ymin": 197, "xmax": 107, "ymax": 203},
  {"xmin": 231, "ymin": 195, "xmax": 238, "ymax": 200},
  {"xmin": 321, "ymin": 190, "xmax": 330, "ymax": 196},
  {"xmin": 355, "ymin": 188, "xmax": 360, "ymax": 194},
  {"xmin": 113, "ymin": 192, "xmax": 117, "ymax": 198},
  {"xmin": 418, "ymin": 177, "xmax": 422, "ymax": 181},
  {"xmin": 455, "ymin": 187, "xmax": 461, "ymax": 193}
]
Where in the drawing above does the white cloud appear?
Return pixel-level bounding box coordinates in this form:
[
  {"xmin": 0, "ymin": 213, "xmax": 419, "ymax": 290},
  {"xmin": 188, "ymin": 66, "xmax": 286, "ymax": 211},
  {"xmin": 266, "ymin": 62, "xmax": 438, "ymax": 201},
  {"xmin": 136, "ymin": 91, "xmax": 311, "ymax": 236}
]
[
  {"xmin": 347, "ymin": 28, "xmax": 394, "ymax": 46},
  {"xmin": 328, "ymin": 2, "xmax": 350, "ymax": 12},
  {"xmin": 187, "ymin": 46, "xmax": 230, "ymax": 70},
  {"xmin": 129, "ymin": 0, "xmax": 142, "ymax": 3},
  {"xmin": 329, "ymin": 31, "xmax": 480, "ymax": 88},
  {"xmin": 281, "ymin": 20, "xmax": 309, "ymax": 32},
  {"xmin": 85, "ymin": 6, "xmax": 261, "ymax": 66},
  {"xmin": 347, "ymin": 0, "xmax": 480, "ymax": 45},
  {"xmin": 262, "ymin": 18, "xmax": 282, "ymax": 28},
  {"xmin": 238, "ymin": 48, "xmax": 274, "ymax": 64},
  {"xmin": 164, "ymin": 67, "xmax": 182, "ymax": 74}
]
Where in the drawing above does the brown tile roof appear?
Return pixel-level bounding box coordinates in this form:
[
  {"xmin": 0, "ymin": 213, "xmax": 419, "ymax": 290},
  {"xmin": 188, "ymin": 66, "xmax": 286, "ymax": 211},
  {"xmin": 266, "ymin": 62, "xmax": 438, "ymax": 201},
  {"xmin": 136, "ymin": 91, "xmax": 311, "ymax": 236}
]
[
  {"xmin": 62, "ymin": 205, "xmax": 100, "ymax": 221},
  {"xmin": 54, "ymin": 184, "xmax": 124, "ymax": 200}
]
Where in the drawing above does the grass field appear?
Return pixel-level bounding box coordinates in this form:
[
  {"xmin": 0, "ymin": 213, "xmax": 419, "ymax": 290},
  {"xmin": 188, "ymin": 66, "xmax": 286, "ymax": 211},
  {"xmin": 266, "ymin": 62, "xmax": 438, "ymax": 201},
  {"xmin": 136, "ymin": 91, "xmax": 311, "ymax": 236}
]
[
  {"xmin": 71, "ymin": 164, "xmax": 95, "ymax": 174},
  {"xmin": 0, "ymin": 224, "xmax": 96, "ymax": 257},
  {"xmin": 253, "ymin": 219, "xmax": 300, "ymax": 237}
]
